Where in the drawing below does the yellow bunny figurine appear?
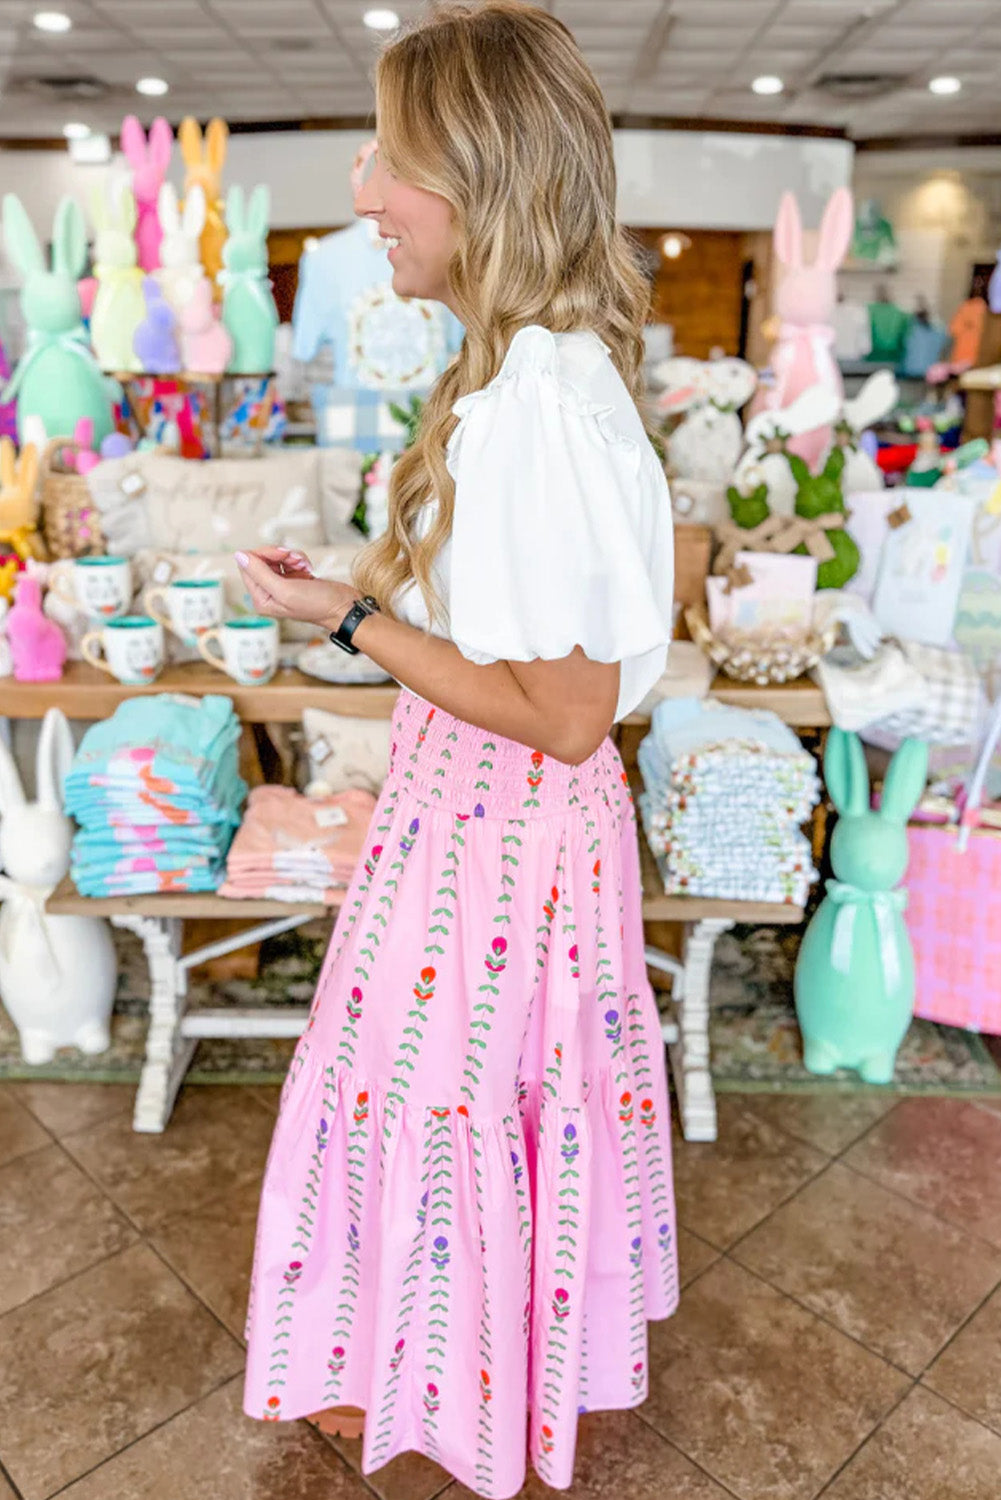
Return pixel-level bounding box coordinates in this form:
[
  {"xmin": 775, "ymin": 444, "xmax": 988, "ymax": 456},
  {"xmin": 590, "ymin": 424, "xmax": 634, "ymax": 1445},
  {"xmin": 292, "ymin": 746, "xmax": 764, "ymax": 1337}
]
[
  {"xmin": 0, "ymin": 439, "xmax": 42, "ymax": 561},
  {"xmin": 179, "ymin": 116, "xmax": 229, "ymax": 289}
]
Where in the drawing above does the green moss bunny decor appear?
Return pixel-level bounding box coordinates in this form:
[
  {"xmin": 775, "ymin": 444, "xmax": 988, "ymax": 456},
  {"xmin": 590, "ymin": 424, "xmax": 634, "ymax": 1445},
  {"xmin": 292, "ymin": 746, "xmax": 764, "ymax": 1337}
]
[{"xmin": 787, "ymin": 448, "xmax": 860, "ymax": 589}]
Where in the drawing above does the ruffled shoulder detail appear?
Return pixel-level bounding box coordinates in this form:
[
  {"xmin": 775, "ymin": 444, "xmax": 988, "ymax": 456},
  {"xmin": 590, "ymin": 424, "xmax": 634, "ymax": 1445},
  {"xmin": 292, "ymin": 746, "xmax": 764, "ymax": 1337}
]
[{"xmin": 448, "ymin": 325, "xmax": 629, "ymax": 441}]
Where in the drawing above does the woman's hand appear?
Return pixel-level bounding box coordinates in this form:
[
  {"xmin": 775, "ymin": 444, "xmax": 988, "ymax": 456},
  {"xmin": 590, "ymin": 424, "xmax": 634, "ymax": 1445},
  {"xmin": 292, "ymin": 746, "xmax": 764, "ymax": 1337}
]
[{"xmin": 234, "ymin": 547, "xmax": 359, "ymax": 634}]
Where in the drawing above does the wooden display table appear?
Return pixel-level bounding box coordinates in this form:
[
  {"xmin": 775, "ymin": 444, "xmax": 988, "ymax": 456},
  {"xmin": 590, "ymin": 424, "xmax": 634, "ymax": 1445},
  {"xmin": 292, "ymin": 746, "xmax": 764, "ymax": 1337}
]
[{"xmin": 21, "ymin": 670, "xmax": 823, "ymax": 1140}]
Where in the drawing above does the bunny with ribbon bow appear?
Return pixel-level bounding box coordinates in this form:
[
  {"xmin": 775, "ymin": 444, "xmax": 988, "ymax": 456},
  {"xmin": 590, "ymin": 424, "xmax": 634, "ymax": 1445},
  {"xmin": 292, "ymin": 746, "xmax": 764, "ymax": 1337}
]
[{"xmin": 794, "ymin": 728, "xmax": 928, "ymax": 1084}]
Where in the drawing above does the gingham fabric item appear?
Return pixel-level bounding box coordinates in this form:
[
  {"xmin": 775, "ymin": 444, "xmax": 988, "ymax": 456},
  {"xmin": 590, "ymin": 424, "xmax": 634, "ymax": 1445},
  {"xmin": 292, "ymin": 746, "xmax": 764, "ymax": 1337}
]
[
  {"xmin": 908, "ymin": 822, "xmax": 1001, "ymax": 1033},
  {"xmin": 864, "ymin": 641, "xmax": 986, "ymax": 748},
  {"xmin": 314, "ymin": 385, "xmax": 413, "ymax": 453}
]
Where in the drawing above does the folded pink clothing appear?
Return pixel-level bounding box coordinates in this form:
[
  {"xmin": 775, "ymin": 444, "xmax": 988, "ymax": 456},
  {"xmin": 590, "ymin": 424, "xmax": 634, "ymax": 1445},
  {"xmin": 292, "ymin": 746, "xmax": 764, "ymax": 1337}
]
[
  {"xmin": 222, "ymin": 785, "xmax": 377, "ymax": 891},
  {"xmin": 218, "ymin": 878, "xmax": 346, "ymax": 904}
]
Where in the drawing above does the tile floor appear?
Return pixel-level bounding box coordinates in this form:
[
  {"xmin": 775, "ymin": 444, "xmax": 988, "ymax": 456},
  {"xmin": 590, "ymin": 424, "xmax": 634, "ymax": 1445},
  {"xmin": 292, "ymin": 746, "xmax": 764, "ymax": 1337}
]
[{"xmin": 2, "ymin": 1080, "xmax": 1001, "ymax": 1500}]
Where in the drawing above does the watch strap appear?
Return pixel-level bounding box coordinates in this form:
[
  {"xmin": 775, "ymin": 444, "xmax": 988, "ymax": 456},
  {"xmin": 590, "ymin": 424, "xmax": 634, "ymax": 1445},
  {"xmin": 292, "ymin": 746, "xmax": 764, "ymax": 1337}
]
[{"xmin": 329, "ymin": 595, "xmax": 380, "ymax": 655}]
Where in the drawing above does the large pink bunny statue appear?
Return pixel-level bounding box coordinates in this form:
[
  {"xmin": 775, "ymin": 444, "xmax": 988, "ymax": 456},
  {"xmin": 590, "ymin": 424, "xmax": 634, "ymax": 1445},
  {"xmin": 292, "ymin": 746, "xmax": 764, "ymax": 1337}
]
[
  {"xmin": 753, "ymin": 187, "xmax": 854, "ymax": 469},
  {"xmin": 120, "ymin": 115, "xmax": 173, "ymax": 272}
]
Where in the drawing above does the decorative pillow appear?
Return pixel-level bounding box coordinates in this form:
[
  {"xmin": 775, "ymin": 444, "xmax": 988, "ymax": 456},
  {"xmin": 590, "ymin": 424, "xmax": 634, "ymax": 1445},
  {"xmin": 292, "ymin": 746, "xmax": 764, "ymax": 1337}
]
[
  {"xmin": 129, "ymin": 539, "xmax": 365, "ymax": 649},
  {"xmin": 301, "ymin": 706, "xmax": 394, "ymax": 796},
  {"xmin": 87, "ymin": 447, "xmax": 364, "ymax": 557}
]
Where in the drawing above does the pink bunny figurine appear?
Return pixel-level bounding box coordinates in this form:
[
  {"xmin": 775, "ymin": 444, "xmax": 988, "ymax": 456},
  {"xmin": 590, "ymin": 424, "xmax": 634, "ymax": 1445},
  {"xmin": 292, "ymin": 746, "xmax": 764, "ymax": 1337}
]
[
  {"xmin": 119, "ymin": 115, "xmax": 173, "ymax": 273},
  {"xmin": 179, "ymin": 279, "xmax": 233, "ymax": 375},
  {"xmin": 7, "ymin": 573, "xmax": 67, "ymax": 681},
  {"xmin": 752, "ymin": 187, "xmax": 854, "ymax": 469}
]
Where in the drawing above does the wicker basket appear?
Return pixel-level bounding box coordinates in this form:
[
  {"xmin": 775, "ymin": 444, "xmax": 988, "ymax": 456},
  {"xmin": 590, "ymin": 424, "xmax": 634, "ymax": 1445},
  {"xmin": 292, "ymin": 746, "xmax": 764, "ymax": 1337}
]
[
  {"xmin": 685, "ymin": 604, "xmax": 838, "ymax": 686},
  {"xmin": 40, "ymin": 436, "xmax": 105, "ymax": 559}
]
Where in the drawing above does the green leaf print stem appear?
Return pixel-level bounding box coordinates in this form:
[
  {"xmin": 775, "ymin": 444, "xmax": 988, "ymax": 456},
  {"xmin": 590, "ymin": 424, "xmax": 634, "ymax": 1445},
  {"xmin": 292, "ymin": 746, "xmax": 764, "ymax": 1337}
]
[
  {"xmin": 368, "ymin": 1123, "xmax": 434, "ymax": 1469},
  {"xmin": 422, "ymin": 1110, "xmax": 455, "ymax": 1466},
  {"xmin": 320, "ymin": 1069, "xmax": 368, "ymax": 1406},
  {"xmin": 626, "ymin": 996, "xmax": 679, "ymax": 1311},
  {"xmin": 470, "ymin": 1121, "xmax": 497, "ymax": 1493},
  {"xmin": 260, "ymin": 1070, "xmax": 339, "ymax": 1419}
]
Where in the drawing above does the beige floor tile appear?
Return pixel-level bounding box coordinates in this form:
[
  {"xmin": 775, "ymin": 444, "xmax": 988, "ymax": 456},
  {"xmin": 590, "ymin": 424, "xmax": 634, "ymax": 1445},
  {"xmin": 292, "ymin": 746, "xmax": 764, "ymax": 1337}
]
[
  {"xmin": 56, "ymin": 1376, "xmax": 370, "ymax": 1500},
  {"xmin": 677, "ymin": 1227, "xmax": 719, "ymax": 1289},
  {"xmin": 10, "ymin": 1079, "xmax": 134, "ymax": 1136},
  {"xmin": 844, "ymin": 1098, "xmax": 1001, "ymax": 1248},
  {"xmin": 734, "ymin": 1091, "xmax": 898, "ymax": 1156},
  {"xmin": 0, "ymin": 1473, "xmax": 17, "ymax": 1500},
  {"xmin": 671, "ymin": 1095, "xmax": 827, "ymax": 1248},
  {"xmin": 0, "ymin": 1086, "xmax": 50, "ymax": 1166},
  {"xmin": 733, "ymin": 1161, "xmax": 1001, "ymax": 1374},
  {"xmin": 0, "ymin": 1242, "xmax": 244, "ymax": 1500},
  {"xmin": 642, "ymin": 1258, "xmax": 908, "ymax": 1500},
  {"xmin": 150, "ymin": 1177, "xmax": 261, "ymax": 1341},
  {"xmin": 446, "ymin": 1408, "xmax": 731, "ymax": 1499},
  {"xmin": 61, "ymin": 1084, "xmax": 276, "ymax": 1232},
  {"xmin": 824, "ymin": 1386, "xmax": 1001, "ymax": 1500},
  {"xmin": 924, "ymin": 1284, "xmax": 1001, "ymax": 1435},
  {"xmin": 0, "ymin": 1143, "xmax": 137, "ymax": 1316},
  {"xmin": 326, "ymin": 1429, "xmax": 453, "ymax": 1500}
]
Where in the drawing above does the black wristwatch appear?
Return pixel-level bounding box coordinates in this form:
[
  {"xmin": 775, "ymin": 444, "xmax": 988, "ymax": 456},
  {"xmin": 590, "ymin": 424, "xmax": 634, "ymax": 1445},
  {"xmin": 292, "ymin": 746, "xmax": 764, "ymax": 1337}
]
[{"xmin": 329, "ymin": 595, "xmax": 380, "ymax": 655}]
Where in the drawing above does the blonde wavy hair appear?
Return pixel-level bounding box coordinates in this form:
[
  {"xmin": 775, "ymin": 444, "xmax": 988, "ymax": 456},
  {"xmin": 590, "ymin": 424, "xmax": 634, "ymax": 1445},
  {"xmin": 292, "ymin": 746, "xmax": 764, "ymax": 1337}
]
[{"xmin": 351, "ymin": 0, "xmax": 652, "ymax": 626}]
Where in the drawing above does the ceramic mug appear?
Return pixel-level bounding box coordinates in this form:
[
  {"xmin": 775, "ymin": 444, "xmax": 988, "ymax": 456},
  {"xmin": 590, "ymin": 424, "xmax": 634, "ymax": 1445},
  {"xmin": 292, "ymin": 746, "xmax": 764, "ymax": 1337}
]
[
  {"xmin": 81, "ymin": 615, "xmax": 165, "ymax": 685},
  {"xmin": 50, "ymin": 556, "xmax": 133, "ymax": 620},
  {"xmin": 144, "ymin": 578, "xmax": 224, "ymax": 646},
  {"xmin": 197, "ymin": 617, "xmax": 279, "ymax": 685}
]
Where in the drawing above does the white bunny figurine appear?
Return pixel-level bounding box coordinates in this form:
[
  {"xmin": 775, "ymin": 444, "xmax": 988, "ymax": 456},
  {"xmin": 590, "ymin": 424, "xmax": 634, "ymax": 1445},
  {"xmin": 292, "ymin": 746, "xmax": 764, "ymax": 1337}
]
[
  {"xmin": 731, "ymin": 385, "xmax": 842, "ymax": 518},
  {"xmin": 654, "ymin": 355, "xmax": 757, "ymax": 486},
  {"xmin": 0, "ymin": 708, "xmax": 116, "ymax": 1063},
  {"xmin": 834, "ymin": 369, "xmax": 898, "ymax": 495},
  {"xmin": 155, "ymin": 182, "xmax": 207, "ymax": 319}
]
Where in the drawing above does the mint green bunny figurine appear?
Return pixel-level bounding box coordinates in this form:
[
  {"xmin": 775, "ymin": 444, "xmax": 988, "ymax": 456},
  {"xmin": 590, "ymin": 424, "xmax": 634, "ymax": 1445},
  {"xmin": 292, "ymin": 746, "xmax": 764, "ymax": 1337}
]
[
  {"xmin": 220, "ymin": 184, "xmax": 278, "ymax": 374},
  {"xmin": 794, "ymin": 730, "xmax": 928, "ymax": 1084}
]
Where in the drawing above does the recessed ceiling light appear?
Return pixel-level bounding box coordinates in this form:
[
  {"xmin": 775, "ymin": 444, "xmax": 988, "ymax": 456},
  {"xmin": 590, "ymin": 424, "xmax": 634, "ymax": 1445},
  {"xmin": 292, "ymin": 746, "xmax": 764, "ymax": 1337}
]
[
  {"xmin": 363, "ymin": 8, "xmax": 400, "ymax": 30},
  {"xmin": 928, "ymin": 75, "xmax": 961, "ymax": 95},
  {"xmin": 33, "ymin": 10, "xmax": 72, "ymax": 32},
  {"xmin": 62, "ymin": 121, "xmax": 90, "ymax": 139},
  {"xmin": 752, "ymin": 75, "xmax": 784, "ymax": 96},
  {"xmin": 136, "ymin": 76, "xmax": 169, "ymax": 96}
]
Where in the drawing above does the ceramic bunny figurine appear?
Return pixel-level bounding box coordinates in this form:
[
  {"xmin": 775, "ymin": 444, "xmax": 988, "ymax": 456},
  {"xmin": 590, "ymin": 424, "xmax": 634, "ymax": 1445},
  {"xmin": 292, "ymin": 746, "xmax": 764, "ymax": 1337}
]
[
  {"xmin": 133, "ymin": 276, "xmax": 181, "ymax": 373},
  {"xmin": 7, "ymin": 572, "xmax": 67, "ymax": 680},
  {"xmin": 1, "ymin": 195, "xmax": 116, "ymax": 444},
  {"xmin": 0, "ymin": 438, "xmax": 41, "ymax": 560},
  {"xmin": 119, "ymin": 114, "xmax": 173, "ymax": 272},
  {"xmin": 834, "ymin": 369, "xmax": 898, "ymax": 495},
  {"xmin": 0, "ymin": 707, "xmax": 116, "ymax": 1064},
  {"xmin": 178, "ymin": 116, "xmax": 229, "ymax": 285},
  {"xmin": 90, "ymin": 182, "xmax": 146, "ymax": 373},
  {"xmin": 794, "ymin": 730, "xmax": 928, "ymax": 1084},
  {"xmin": 730, "ymin": 385, "xmax": 842, "ymax": 518},
  {"xmin": 155, "ymin": 183, "xmax": 206, "ymax": 319},
  {"xmin": 751, "ymin": 187, "xmax": 854, "ymax": 469},
  {"xmin": 179, "ymin": 279, "xmax": 233, "ymax": 374},
  {"xmin": 220, "ymin": 184, "xmax": 279, "ymax": 373}
]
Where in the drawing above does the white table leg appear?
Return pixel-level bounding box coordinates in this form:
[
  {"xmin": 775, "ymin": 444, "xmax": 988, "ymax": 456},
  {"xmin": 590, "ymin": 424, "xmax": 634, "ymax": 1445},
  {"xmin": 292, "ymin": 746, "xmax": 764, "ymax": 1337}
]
[
  {"xmin": 669, "ymin": 918, "xmax": 733, "ymax": 1143},
  {"xmin": 112, "ymin": 913, "xmax": 193, "ymax": 1135}
]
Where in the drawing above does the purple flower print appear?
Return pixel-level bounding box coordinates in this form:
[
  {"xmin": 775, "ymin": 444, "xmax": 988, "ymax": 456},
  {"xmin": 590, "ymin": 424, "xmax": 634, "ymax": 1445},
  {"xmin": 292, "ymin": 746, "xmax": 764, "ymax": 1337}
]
[
  {"xmin": 417, "ymin": 1189, "xmax": 428, "ymax": 1227},
  {"xmin": 629, "ymin": 1235, "xmax": 642, "ymax": 1269},
  {"xmin": 510, "ymin": 1148, "xmax": 523, "ymax": 1186},
  {"xmin": 430, "ymin": 1234, "xmax": 450, "ymax": 1271},
  {"xmin": 474, "ymin": 802, "xmax": 485, "ymax": 817},
  {"xmin": 347, "ymin": 1222, "xmax": 360, "ymax": 1254},
  {"xmin": 561, "ymin": 1123, "xmax": 579, "ymax": 1164},
  {"xmin": 315, "ymin": 1118, "xmax": 329, "ymax": 1152},
  {"xmin": 604, "ymin": 1008, "xmax": 621, "ymax": 1046}
]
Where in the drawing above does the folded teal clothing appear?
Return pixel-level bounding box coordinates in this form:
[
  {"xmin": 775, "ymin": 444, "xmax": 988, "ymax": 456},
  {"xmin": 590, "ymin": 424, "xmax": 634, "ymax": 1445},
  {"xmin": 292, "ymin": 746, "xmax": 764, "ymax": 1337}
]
[
  {"xmin": 64, "ymin": 693, "xmax": 246, "ymax": 818},
  {"xmin": 73, "ymin": 826, "xmax": 225, "ymax": 855},
  {"xmin": 71, "ymin": 865, "xmax": 225, "ymax": 897}
]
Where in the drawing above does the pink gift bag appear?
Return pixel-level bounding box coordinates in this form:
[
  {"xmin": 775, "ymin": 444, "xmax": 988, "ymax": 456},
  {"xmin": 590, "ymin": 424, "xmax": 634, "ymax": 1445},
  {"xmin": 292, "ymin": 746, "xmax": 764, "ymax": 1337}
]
[{"xmin": 908, "ymin": 692, "xmax": 1001, "ymax": 1034}]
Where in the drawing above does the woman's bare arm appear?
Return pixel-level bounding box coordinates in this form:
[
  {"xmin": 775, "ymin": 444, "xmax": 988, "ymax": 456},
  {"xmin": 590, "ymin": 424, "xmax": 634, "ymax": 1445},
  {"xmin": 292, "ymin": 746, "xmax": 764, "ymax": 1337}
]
[{"xmin": 235, "ymin": 548, "xmax": 618, "ymax": 765}]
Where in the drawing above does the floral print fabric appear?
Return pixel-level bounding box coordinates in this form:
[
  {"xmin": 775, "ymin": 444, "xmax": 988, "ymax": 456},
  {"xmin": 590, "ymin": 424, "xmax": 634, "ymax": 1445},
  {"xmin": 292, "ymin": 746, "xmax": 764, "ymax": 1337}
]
[{"xmin": 243, "ymin": 689, "xmax": 679, "ymax": 1497}]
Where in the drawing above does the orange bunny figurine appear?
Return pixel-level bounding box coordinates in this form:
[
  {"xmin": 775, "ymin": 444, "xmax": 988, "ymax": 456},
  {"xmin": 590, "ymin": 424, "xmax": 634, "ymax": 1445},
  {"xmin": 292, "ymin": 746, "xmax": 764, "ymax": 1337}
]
[
  {"xmin": 0, "ymin": 438, "xmax": 42, "ymax": 561},
  {"xmin": 178, "ymin": 116, "xmax": 229, "ymax": 289}
]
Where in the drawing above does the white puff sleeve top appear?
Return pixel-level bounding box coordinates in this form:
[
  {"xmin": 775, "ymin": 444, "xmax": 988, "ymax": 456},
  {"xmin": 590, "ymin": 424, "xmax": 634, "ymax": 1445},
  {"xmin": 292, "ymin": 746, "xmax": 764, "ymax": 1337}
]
[{"xmin": 394, "ymin": 324, "xmax": 675, "ymax": 723}]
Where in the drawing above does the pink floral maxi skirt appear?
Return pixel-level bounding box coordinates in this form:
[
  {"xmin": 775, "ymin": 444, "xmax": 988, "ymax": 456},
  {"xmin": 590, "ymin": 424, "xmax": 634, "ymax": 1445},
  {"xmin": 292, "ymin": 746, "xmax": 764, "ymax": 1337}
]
[{"xmin": 243, "ymin": 689, "xmax": 679, "ymax": 1497}]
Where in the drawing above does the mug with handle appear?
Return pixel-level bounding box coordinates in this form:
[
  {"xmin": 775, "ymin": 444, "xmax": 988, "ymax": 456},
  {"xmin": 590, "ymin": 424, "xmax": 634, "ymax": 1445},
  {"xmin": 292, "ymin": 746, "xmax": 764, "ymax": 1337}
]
[
  {"xmin": 50, "ymin": 556, "xmax": 133, "ymax": 620},
  {"xmin": 81, "ymin": 615, "xmax": 165, "ymax": 685},
  {"xmin": 145, "ymin": 577, "xmax": 224, "ymax": 646},
  {"xmin": 197, "ymin": 616, "xmax": 279, "ymax": 685}
]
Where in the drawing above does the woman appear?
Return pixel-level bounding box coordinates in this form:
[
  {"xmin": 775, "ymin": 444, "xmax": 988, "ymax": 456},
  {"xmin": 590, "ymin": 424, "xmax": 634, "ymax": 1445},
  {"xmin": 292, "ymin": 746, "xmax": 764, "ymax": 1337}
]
[{"xmin": 238, "ymin": 4, "xmax": 678, "ymax": 1495}]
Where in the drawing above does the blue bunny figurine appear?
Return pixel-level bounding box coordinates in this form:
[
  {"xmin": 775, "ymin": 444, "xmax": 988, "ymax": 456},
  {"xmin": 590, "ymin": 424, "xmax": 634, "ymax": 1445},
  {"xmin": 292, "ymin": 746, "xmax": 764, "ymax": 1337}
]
[{"xmin": 794, "ymin": 729, "xmax": 929, "ymax": 1084}]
